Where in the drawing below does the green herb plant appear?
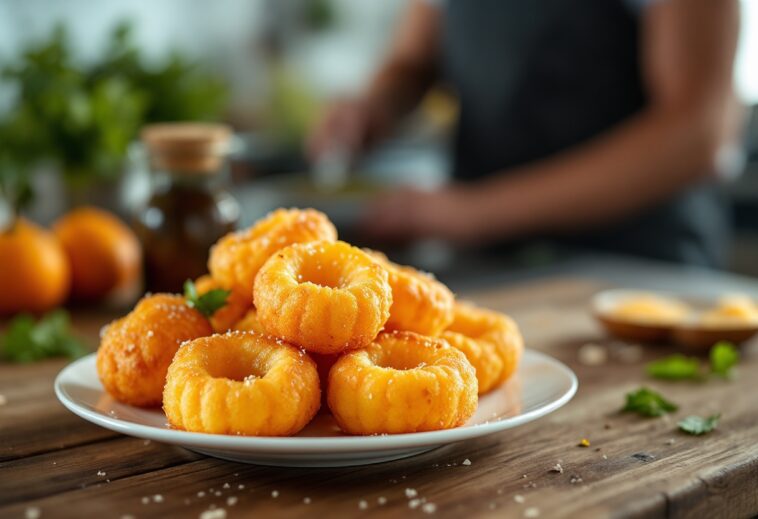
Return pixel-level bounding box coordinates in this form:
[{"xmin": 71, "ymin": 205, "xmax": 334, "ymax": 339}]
[
  {"xmin": 183, "ymin": 279, "xmax": 230, "ymax": 318},
  {"xmin": 678, "ymin": 414, "xmax": 720, "ymax": 435},
  {"xmin": 622, "ymin": 387, "xmax": 679, "ymax": 417},
  {"xmin": 0, "ymin": 310, "xmax": 88, "ymax": 362}
]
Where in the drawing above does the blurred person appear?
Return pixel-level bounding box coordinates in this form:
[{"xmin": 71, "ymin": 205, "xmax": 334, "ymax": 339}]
[{"xmin": 308, "ymin": 0, "xmax": 743, "ymax": 267}]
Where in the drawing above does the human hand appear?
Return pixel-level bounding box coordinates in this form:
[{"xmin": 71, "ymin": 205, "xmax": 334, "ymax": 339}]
[
  {"xmin": 360, "ymin": 185, "xmax": 483, "ymax": 244},
  {"xmin": 306, "ymin": 97, "xmax": 388, "ymax": 162}
]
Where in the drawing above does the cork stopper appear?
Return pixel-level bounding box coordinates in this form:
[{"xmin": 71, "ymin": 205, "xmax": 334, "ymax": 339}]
[{"xmin": 141, "ymin": 123, "xmax": 232, "ymax": 173}]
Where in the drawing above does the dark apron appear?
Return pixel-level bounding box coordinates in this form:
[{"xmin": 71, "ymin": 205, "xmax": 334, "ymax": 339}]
[{"xmin": 441, "ymin": 0, "xmax": 730, "ymax": 267}]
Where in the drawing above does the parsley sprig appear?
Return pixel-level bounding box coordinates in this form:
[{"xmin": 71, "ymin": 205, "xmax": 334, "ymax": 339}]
[
  {"xmin": 622, "ymin": 387, "xmax": 678, "ymax": 417},
  {"xmin": 0, "ymin": 310, "xmax": 88, "ymax": 363},
  {"xmin": 646, "ymin": 341, "xmax": 739, "ymax": 381},
  {"xmin": 678, "ymin": 414, "xmax": 720, "ymax": 435},
  {"xmin": 183, "ymin": 279, "xmax": 230, "ymax": 318}
]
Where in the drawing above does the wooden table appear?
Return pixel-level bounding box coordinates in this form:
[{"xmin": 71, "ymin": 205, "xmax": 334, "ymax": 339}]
[{"xmin": 2, "ymin": 277, "xmax": 757, "ymax": 519}]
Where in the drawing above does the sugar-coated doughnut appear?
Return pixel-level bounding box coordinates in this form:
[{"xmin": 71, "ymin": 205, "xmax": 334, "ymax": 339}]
[
  {"xmin": 445, "ymin": 302, "xmax": 523, "ymax": 392},
  {"xmin": 368, "ymin": 251, "xmax": 454, "ymax": 336},
  {"xmin": 208, "ymin": 208, "xmax": 337, "ymax": 296},
  {"xmin": 327, "ymin": 331, "xmax": 477, "ymax": 434},
  {"xmin": 254, "ymin": 241, "xmax": 392, "ymax": 354},
  {"xmin": 97, "ymin": 294, "xmax": 213, "ymax": 407},
  {"xmin": 163, "ymin": 331, "xmax": 320, "ymax": 436}
]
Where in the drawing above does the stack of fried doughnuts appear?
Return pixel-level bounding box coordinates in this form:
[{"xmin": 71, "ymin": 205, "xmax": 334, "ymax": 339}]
[{"xmin": 96, "ymin": 208, "xmax": 524, "ymax": 437}]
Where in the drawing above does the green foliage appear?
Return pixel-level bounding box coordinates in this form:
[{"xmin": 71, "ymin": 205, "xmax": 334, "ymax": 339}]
[
  {"xmin": 622, "ymin": 387, "xmax": 678, "ymax": 417},
  {"xmin": 678, "ymin": 414, "xmax": 720, "ymax": 435},
  {"xmin": 0, "ymin": 21, "xmax": 228, "ymax": 216},
  {"xmin": 183, "ymin": 279, "xmax": 230, "ymax": 318},
  {"xmin": 0, "ymin": 310, "xmax": 88, "ymax": 363},
  {"xmin": 710, "ymin": 341, "xmax": 739, "ymax": 378},
  {"xmin": 646, "ymin": 354, "xmax": 703, "ymax": 380}
]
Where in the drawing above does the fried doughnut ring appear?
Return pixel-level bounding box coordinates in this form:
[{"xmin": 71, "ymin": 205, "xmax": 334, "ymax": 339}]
[
  {"xmin": 194, "ymin": 275, "xmax": 252, "ymax": 333},
  {"xmin": 233, "ymin": 307, "xmax": 266, "ymax": 335},
  {"xmin": 327, "ymin": 331, "xmax": 477, "ymax": 434},
  {"xmin": 445, "ymin": 302, "xmax": 523, "ymax": 393},
  {"xmin": 368, "ymin": 251, "xmax": 454, "ymax": 336},
  {"xmin": 97, "ymin": 294, "xmax": 213, "ymax": 407},
  {"xmin": 254, "ymin": 241, "xmax": 392, "ymax": 354},
  {"xmin": 208, "ymin": 208, "xmax": 337, "ymax": 296},
  {"xmin": 163, "ymin": 331, "xmax": 320, "ymax": 436}
]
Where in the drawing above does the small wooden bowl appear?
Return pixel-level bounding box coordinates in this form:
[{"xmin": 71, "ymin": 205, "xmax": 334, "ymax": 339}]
[{"xmin": 592, "ymin": 289, "xmax": 758, "ymax": 350}]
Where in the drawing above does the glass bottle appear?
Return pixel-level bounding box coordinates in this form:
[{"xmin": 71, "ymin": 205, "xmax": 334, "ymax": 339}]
[{"xmin": 134, "ymin": 123, "xmax": 239, "ymax": 293}]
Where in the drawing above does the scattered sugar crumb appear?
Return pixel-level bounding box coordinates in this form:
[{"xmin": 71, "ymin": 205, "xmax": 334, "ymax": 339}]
[
  {"xmin": 153, "ymin": 494, "xmax": 164, "ymax": 503},
  {"xmin": 549, "ymin": 463, "xmax": 564, "ymax": 474},
  {"xmin": 197, "ymin": 491, "xmax": 206, "ymax": 498},
  {"xmin": 377, "ymin": 496, "xmax": 387, "ymax": 505},
  {"xmin": 405, "ymin": 488, "xmax": 418, "ymax": 498},
  {"xmin": 514, "ymin": 494, "xmax": 525, "ymax": 504},
  {"xmin": 97, "ymin": 470, "xmax": 107, "ymax": 477},
  {"xmin": 199, "ymin": 509, "xmax": 226, "ymax": 519},
  {"xmin": 141, "ymin": 497, "xmax": 150, "ymax": 505},
  {"xmin": 358, "ymin": 500, "xmax": 368, "ymax": 510},
  {"xmin": 422, "ymin": 502, "xmax": 437, "ymax": 514},
  {"xmin": 25, "ymin": 507, "xmax": 41, "ymax": 519},
  {"xmin": 578, "ymin": 343, "xmax": 607, "ymax": 366},
  {"xmin": 524, "ymin": 507, "xmax": 540, "ymax": 518},
  {"xmin": 238, "ymin": 484, "xmax": 245, "ymax": 490},
  {"xmin": 409, "ymin": 498, "xmax": 423, "ymax": 509},
  {"xmin": 214, "ymin": 491, "xmax": 222, "ymax": 497},
  {"xmin": 226, "ymin": 497, "xmax": 237, "ymax": 506},
  {"xmin": 271, "ymin": 490, "xmax": 279, "ymax": 498},
  {"xmin": 0, "ymin": 394, "xmax": 7, "ymax": 406},
  {"xmin": 303, "ymin": 497, "xmax": 312, "ymax": 505},
  {"xmin": 222, "ymin": 483, "xmax": 230, "ymax": 489},
  {"xmin": 570, "ymin": 475, "xmax": 583, "ymax": 484},
  {"xmin": 462, "ymin": 458, "xmax": 472, "ymax": 466}
]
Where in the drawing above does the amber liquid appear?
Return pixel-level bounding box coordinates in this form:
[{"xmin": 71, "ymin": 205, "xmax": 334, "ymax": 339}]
[{"xmin": 134, "ymin": 177, "xmax": 238, "ymax": 293}]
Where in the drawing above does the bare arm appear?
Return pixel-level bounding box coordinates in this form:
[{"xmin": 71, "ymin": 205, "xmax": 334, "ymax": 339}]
[
  {"xmin": 308, "ymin": 0, "xmax": 440, "ymax": 157},
  {"xmin": 365, "ymin": 0, "xmax": 743, "ymax": 243},
  {"xmin": 467, "ymin": 0, "xmax": 742, "ymax": 241}
]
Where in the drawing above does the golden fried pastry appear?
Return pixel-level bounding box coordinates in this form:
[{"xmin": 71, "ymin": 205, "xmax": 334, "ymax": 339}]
[
  {"xmin": 163, "ymin": 331, "xmax": 320, "ymax": 436},
  {"xmin": 233, "ymin": 307, "xmax": 266, "ymax": 334},
  {"xmin": 327, "ymin": 331, "xmax": 477, "ymax": 434},
  {"xmin": 96, "ymin": 294, "xmax": 213, "ymax": 407},
  {"xmin": 208, "ymin": 208, "xmax": 337, "ymax": 296},
  {"xmin": 445, "ymin": 302, "xmax": 523, "ymax": 393},
  {"xmin": 367, "ymin": 251, "xmax": 454, "ymax": 336},
  {"xmin": 194, "ymin": 275, "xmax": 252, "ymax": 332},
  {"xmin": 254, "ymin": 241, "xmax": 392, "ymax": 354},
  {"xmin": 610, "ymin": 294, "xmax": 690, "ymax": 326},
  {"xmin": 700, "ymin": 294, "xmax": 758, "ymax": 328}
]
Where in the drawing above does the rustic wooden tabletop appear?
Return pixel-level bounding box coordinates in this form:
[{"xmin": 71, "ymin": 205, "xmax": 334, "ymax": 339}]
[{"xmin": 1, "ymin": 277, "xmax": 757, "ymax": 519}]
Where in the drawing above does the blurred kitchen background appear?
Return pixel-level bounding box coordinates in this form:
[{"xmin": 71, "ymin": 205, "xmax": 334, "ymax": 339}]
[{"xmin": 1, "ymin": 0, "xmax": 757, "ymax": 294}]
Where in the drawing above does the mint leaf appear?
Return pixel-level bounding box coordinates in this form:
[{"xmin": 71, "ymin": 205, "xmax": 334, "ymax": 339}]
[
  {"xmin": 622, "ymin": 387, "xmax": 678, "ymax": 417},
  {"xmin": 0, "ymin": 310, "xmax": 88, "ymax": 363},
  {"xmin": 183, "ymin": 279, "xmax": 230, "ymax": 318},
  {"xmin": 678, "ymin": 414, "xmax": 720, "ymax": 435},
  {"xmin": 646, "ymin": 354, "xmax": 703, "ymax": 380},
  {"xmin": 710, "ymin": 341, "xmax": 738, "ymax": 378}
]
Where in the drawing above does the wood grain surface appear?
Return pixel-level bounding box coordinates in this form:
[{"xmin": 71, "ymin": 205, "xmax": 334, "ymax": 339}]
[{"xmin": 1, "ymin": 277, "xmax": 756, "ymax": 519}]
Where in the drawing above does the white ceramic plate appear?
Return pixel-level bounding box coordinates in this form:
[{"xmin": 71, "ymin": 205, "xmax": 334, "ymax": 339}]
[{"xmin": 55, "ymin": 350, "xmax": 577, "ymax": 467}]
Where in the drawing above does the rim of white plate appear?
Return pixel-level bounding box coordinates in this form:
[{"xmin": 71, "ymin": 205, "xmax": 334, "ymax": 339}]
[{"xmin": 55, "ymin": 350, "xmax": 577, "ymax": 453}]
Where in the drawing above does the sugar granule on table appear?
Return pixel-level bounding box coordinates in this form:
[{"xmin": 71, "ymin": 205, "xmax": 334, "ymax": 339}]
[
  {"xmin": 358, "ymin": 499, "xmax": 368, "ymax": 510},
  {"xmin": 271, "ymin": 490, "xmax": 279, "ymax": 498},
  {"xmin": 97, "ymin": 470, "xmax": 106, "ymax": 477},
  {"xmin": 25, "ymin": 507, "xmax": 41, "ymax": 519},
  {"xmin": 405, "ymin": 488, "xmax": 418, "ymax": 498},
  {"xmin": 199, "ymin": 508, "xmax": 227, "ymax": 519},
  {"xmin": 226, "ymin": 497, "xmax": 237, "ymax": 506},
  {"xmin": 524, "ymin": 507, "xmax": 540, "ymax": 518},
  {"xmin": 422, "ymin": 502, "xmax": 437, "ymax": 514},
  {"xmin": 0, "ymin": 394, "xmax": 7, "ymax": 405},
  {"xmin": 549, "ymin": 463, "xmax": 564, "ymax": 474},
  {"xmin": 462, "ymin": 458, "xmax": 472, "ymax": 466},
  {"xmin": 303, "ymin": 497, "xmax": 312, "ymax": 505},
  {"xmin": 514, "ymin": 494, "xmax": 526, "ymax": 504}
]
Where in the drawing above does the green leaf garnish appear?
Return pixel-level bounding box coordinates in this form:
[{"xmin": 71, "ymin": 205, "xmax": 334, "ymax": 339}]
[
  {"xmin": 709, "ymin": 341, "xmax": 738, "ymax": 378},
  {"xmin": 646, "ymin": 354, "xmax": 703, "ymax": 380},
  {"xmin": 678, "ymin": 414, "xmax": 720, "ymax": 435},
  {"xmin": 183, "ymin": 279, "xmax": 230, "ymax": 318},
  {"xmin": 622, "ymin": 387, "xmax": 678, "ymax": 417},
  {"xmin": 0, "ymin": 310, "xmax": 88, "ymax": 363}
]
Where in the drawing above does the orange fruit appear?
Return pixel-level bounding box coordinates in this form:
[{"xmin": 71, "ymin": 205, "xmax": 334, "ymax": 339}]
[
  {"xmin": 53, "ymin": 207, "xmax": 142, "ymax": 301},
  {"xmin": 0, "ymin": 218, "xmax": 70, "ymax": 314}
]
